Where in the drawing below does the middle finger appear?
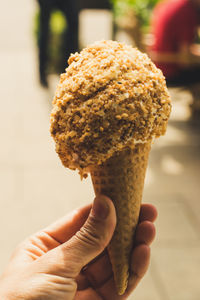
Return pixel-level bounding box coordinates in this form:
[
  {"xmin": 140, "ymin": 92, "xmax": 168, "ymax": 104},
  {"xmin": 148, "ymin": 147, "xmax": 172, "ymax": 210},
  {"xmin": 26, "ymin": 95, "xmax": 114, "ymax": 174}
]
[{"xmin": 82, "ymin": 250, "xmax": 113, "ymax": 289}]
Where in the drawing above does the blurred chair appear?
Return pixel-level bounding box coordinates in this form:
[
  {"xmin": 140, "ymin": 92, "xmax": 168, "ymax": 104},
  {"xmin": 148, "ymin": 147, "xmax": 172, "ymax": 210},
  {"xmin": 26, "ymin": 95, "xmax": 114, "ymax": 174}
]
[
  {"xmin": 37, "ymin": 0, "xmax": 79, "ymax": 87},
  {"xmin": 37, "ymin": 0, "xmax": 113, "ymax": 87}
]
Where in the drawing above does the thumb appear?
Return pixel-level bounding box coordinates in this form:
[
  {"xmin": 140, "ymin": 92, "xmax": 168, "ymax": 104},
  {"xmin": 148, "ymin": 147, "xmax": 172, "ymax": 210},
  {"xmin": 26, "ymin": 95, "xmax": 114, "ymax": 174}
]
[{"xmin": 52, "ymin": 195, "xmax": 116, "ymax": 278}]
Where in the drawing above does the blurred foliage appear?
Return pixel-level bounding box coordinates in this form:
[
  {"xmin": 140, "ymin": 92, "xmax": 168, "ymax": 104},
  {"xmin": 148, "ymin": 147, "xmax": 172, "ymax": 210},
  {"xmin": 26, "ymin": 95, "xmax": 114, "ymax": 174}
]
[
  {"xmin": 50, "ymin": 10, "xmax": 67, "ymax": 34},
  {"xmin": 111, "ymin": 0, "xmax": 160, "ymax": 27},
  {"xmin": 34, "ymin": 10, "xmax": 67, "ymax": 74}
]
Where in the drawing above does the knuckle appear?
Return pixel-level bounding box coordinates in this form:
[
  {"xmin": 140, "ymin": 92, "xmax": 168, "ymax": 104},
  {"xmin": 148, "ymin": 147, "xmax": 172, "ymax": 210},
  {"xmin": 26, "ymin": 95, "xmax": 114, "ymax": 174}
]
[{"xmin": 75, "ymin": 218, "xmax": 106, "ymax": 252}]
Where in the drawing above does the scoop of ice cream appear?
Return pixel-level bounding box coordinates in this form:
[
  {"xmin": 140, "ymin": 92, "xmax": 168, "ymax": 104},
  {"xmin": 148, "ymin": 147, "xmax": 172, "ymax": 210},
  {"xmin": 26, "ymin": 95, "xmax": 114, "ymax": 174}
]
[{"xmin": 50, "ymin": 40, "xmax": 171, "ymax": 176}]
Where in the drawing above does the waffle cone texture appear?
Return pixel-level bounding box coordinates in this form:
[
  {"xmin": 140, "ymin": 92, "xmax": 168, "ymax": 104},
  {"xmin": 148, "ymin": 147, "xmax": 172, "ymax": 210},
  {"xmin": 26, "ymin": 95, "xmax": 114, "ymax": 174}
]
[{"xmin": 90, "ymin": 142, "xmax": 151, "ymax": 295}]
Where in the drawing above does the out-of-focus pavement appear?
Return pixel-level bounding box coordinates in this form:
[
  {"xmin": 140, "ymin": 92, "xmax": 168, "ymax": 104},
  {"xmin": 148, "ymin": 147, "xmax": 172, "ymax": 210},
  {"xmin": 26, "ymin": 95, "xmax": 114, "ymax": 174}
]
[{"xmin": 0, "ymin": 1, "xmax": 200, "ymax": 300}]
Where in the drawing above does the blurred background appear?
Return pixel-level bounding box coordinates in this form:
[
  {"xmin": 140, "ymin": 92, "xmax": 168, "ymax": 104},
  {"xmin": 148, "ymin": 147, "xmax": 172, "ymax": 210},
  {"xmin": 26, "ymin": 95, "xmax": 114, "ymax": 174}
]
[{"xmin": 0, "ymin": 0, "xmax": 200, "ymax": 299}]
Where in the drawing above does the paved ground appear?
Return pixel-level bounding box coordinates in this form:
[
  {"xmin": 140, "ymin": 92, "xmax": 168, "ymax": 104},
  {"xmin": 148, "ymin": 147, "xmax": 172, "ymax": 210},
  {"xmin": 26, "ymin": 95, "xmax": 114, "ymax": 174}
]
[{"xmin": 0, "ymin": 1, "xmax": 200, "ymax": 299}]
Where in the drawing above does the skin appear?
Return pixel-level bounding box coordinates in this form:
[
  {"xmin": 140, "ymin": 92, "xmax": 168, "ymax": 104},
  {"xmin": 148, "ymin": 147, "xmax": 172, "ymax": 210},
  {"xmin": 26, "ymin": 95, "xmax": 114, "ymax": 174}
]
[{"xmin": 0, "ymin": 195, "xmax": 157, "ymax": 300}]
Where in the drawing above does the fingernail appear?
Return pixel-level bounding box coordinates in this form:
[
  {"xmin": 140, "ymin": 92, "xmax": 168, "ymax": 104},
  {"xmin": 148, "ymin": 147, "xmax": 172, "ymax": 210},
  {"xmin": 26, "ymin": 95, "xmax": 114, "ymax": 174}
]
[{"xmin": 92, "ymin": 196, "xmax": 109, "ymax": 219}]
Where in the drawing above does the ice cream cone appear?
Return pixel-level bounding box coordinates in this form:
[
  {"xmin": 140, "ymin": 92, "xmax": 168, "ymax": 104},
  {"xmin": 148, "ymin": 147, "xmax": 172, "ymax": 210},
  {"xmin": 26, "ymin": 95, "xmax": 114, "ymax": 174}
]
[
  {"xmin": 50, "ymin": 40, "xmax": 171, "ymax": 295},
  {"xmin": 90, "ymin": 142, "xmax": 151, "ymax": 295}
]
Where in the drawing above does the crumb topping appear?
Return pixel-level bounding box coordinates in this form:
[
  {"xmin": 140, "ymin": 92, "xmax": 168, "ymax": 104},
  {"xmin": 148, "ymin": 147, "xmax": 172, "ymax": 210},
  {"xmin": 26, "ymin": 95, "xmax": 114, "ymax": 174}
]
[{"xmin": 50, "ymin": 40, "xmax": 171, "ymax": 176}]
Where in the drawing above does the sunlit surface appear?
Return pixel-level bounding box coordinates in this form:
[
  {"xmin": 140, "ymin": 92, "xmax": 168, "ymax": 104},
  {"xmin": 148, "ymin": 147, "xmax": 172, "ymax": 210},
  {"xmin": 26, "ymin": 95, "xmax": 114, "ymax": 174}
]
[
  {"xmin": 169, "ymin": 88, "xmax": 193, "ymax": 121},
  {"xmin": 161, "ymin": 154, "xmax": 184, "ymax": 175}
]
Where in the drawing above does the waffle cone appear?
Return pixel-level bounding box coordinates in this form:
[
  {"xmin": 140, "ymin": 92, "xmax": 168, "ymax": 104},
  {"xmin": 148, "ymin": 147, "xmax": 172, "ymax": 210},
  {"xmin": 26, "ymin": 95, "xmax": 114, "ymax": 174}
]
[{"xmin": 90, "ymin": 142, "xmax": 151, "ymax": 295}]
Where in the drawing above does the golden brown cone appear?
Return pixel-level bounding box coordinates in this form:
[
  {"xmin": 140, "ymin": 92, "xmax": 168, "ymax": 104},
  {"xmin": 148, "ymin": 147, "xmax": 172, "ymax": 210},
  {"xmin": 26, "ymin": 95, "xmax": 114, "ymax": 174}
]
[{"xmin": 90, "ymin": 142, "xmax": 151, "ymax": 295}]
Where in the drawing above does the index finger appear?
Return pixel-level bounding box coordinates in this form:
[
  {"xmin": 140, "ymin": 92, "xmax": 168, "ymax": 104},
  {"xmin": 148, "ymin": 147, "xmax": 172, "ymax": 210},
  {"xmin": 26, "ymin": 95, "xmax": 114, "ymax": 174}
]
[{"xmin": 44, "ymin": 203, "xmax": 92, "ymax": 244}]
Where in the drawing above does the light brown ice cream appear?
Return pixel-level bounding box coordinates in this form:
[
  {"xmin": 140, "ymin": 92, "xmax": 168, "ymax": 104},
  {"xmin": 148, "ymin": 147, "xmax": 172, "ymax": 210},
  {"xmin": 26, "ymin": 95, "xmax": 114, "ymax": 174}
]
[{"xmin": 50, "ymin": 40, "xmax": 171, "ymax": 176}]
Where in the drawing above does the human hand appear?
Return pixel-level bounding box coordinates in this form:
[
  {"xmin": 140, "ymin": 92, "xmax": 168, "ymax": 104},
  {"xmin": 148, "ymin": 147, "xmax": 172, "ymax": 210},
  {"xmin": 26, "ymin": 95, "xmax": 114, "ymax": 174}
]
[{"xmin": 0, "ymin": 195, "xmax": 157, "ymax": 300}]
